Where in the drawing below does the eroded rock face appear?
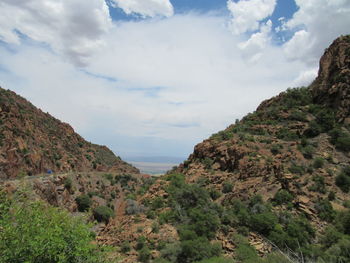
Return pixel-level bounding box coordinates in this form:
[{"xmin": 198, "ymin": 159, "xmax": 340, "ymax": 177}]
[
  {"xmin": 0, "ymin": 88, "xmax": 139, "ymax": 179},
  {"xmin": 312, "ymin": 35, "xmax": 350, "ymax": 121}
]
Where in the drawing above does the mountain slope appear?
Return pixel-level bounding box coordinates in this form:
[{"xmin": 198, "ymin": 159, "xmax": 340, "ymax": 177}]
[
  {"xmin": 94, "ymin": 36, "xmax": 350, "ymax": 263},
  {"xmin": 0, "ymin": 88, "xmax": 138, "ymax": 179}
]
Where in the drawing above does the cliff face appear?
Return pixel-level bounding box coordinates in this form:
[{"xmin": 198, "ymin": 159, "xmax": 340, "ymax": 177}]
[
  {"xmin": 311, "ymin": 35, "xmax": 350, "ymax": 121},
  {"xmin": 0, "ymin": 88, "xmax": 138, "ymax": 179}
]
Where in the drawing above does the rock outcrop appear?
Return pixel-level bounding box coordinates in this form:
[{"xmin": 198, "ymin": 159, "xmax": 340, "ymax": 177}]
[{"xmin": 0, "ymin": 88, "xmax": 138, "ymax": 179}]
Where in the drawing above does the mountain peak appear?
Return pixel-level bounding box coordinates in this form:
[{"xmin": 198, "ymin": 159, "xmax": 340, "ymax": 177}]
[{"xmin": 312, "ymin": 35, "xmax": 350, "ymax": 121}]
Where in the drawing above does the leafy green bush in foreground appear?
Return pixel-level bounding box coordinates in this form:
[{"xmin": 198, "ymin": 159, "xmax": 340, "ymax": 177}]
[{"xmin": 0, "ymin": 191, "xmax": 109, "ymax": 263}]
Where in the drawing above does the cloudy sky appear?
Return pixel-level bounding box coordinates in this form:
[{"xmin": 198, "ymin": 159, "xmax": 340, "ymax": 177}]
[{"xmin": 0, "ymin": 0, "xmax": 349, "ymax": 162}]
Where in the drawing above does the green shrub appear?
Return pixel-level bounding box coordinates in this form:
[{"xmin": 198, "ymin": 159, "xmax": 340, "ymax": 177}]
[
  {"xmin": 178, "ymin": 237, "xmax": 221, "ymax": 263},
  {"xmin": 209, "ymin": 188, "xmax": 221, "ymax": 200},
  {"xmin": 336, "ymin": 173, "xmax": 350, "ymax": 193},
  {"xmin": 136, "ymin": 236, "xmax": 147, "ymax": 250},
  {"xmin": 309, "ymin": 175, "xmax": 326, "ymax": 194},
  {"xmin": 75, "ymin": 194, "xmax": 92, "ymax": 212},
  {"xmin": 315, "ymin": 199, "xmax": 336, "ymax": 222},
  {"xmin": 313, "ymin": 157, "xmax": 325, "ymax": 168},
  {"xmin": 138, "ymin": 246, "xmax": 151, "ymax": 263},
  {"xmin": 249, "ymin": 212, "xmax": 278, "ymax": 235},
  {"xmin": 273, "ymin": 190, "xmax": 293, "ymax": 205},
  {"xmin": 93, "ymin": 206, "xmax": 114, "ymax": 223},
  {"xmin": 305, "ymin": 121, "xmax": 322, "ymax": 137},
  {"xmin": 329, "ymin": 128, "xmax": 350, "ymax": 152},
  {"xmin": 276, "ymin": 128, "xmax": 299, "ymax": 141},
  {"xmin": 202, "ymin": 157, "xmax": 214, "ymax": 169},
  {"xmin": 0, "ymin": 192, "xmax": 108, "ymax": 263},
  {"xmin": 270, "ymin": 144, "xmax": 282, "ymax": 155},
  {"xmin": 121, "ymin": 241, "xmax": 131, "ymax": 253},
  {"xmin": 222, "ymin": 182, "xmax": 233, "ymax": 193},
  {"xmin": 289, "ymin": 163, "xmax": 305, "ymax": 175},
  {"xmin": 64, "ymin": 177, "xmax": 73, "ymax": 189}
]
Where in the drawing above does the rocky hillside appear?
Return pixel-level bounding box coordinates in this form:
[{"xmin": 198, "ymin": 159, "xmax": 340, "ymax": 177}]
[
  {"xmin": 92, "ymin": 36, "xmax": 350, "ymax": 263},
  {"xmin": 0, "ymin": 88, "xmax": 138, "ymax": 179}
]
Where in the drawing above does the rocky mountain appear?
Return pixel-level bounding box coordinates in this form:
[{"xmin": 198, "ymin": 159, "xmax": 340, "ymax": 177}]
[
  {"xmin": 2, "ymin": 36, "xmax": 350, "ymax": 263},
  {"xmin": 93, "ymin": 36, "xmax": 350, "ymax": 263},
  {"xmin": 0, "ymin": 88, "xmax": 138, "ymax": 179}
]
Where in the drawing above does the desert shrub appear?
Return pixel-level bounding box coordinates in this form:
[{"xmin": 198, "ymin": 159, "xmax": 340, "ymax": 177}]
[
  {"xmin": 75, "ymin": 194, "xmax": 92, "ymax": 212},
  {"xmin": 120, "ymin": 241, "xmax": 131, "ymax": 253},
  {"xmin": 125, "ymin": 199, "xmax": 145, "ymax": 215},
  {"xmin": 280, "ymin": 87, "xmax": 312, "ymax": 109},
  {"xmin": 300, "ymin": 145, "xmax": 315, "ymax": 159},
  {"xmin": 289, "ymin": 163, "xmax": 305, "ymax": 175},
  {"xmin": 64, "ymin": 176, "xmax": 73, "ymax": 189},
  {"xmin": 222, "ymin": 182, "xmax": 233, "ymax": 193},
  {"xmin": 315, "ymin": 199, "xmax": 336, "ymax": 222},
  {"xmin": 329, "ymin": 128, "xmax": 350, "ymax": 152},
  {"xmin": 160, "ymin": 242, "xmax": 182, "ymax": 262},
  {"xmin": 328, "ymin": 191, "xmax": 336, "ymax": 201},
  {"xmin": 313, "ymin": 157, "xmax": 325, "ymax": 168},
  {"xmin": 209, "ymin": 188, "xmax": 221, "ymax": 200},
  {"xmin": 315, "ymin": 109, "xmax": 336, "ymax": 132},
  {"xmin": 309, "ymin": 175, "xmax": 327, "ymax": 194},
  {"xmin": 202, "ymin": 157, "xmax": 214, "ymax": 169},
  {"xmin": 289, "ymin": 110, "xmax": 307, "ymax": 122},
  {"xmin": 270, "ymin": 144, "xmax": 283, "ymax": 155},
  {"xmin": 178, "ymin": 238, "xmax": 221, "ymax": 263},
  {"xmin": 93, "ymin": 206, "xmax": 114, "ymax": 223},
  {"xmin": 0, "ymin": 192, "xmax": 108, "ymax": 263},
  {"xmin": 276, "ymin": 128, "xmax": 299, "ymax": 141},
  {"xmin": 273, "ymin": 190, "xmax": 293, "ymax": 205},
  {"xmin": 233, "ymin": 235, "xmax": 259, "ymax": 262},
  {"xmin": 335, "ymin": 173, "xmax": 350, "ymax": 193},
  {"xmin": 249, "ymin": 212, "xmax": 278, "ymax": 235},
  {"xmin": 138, "ymin": 246, "xmax": 151, "ymax": 263},
  {"xmin": 305, "ymin": 121, "xmax": 322, "ymax": 137}
]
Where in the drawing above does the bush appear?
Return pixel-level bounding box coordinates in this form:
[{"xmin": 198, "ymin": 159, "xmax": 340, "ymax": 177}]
[
  {"xmin": 75, "ymin": 194, "xmax": 92, "ymax": 212},
  {"xmin": 249, "ymin": 212, "xmax": 278, "ymax": 235},
  {"xmin": 336, "ymin": 173, "xmax": 350, "ymax": 193},
  {"xmin": 64, "ymin": 177, "xmax": 73, "ymax": 189},
  {"xmin": 138, "ymin": 246, "xmax": 151, "ymax": 263},
  {"xmin": 121, "ymin": 241, "xmax": 131, "ymax": 253},
  {"xmin": 178, "ymin": 237, "xmax": 221, "ymax": 263},
  {"xmin": 313, "ymin": 157, "xmax": 325, "ymax": 168},
  {"xmin": 222, "ymin": 182, "xmax": 233, "ymax": 193},
  {"xmin": 93, "ymin": 206, "xmax": 114, "ymax": 223},
  {"xmin": 0, "ymin": 192, "xmax": 108, "ymax": 263},
  {"xmin": 289, "ymin": 163, "xmax": 305, "ymax": 175},
  {"xmin": 309, "ymin": 175, "xmax": 326, "ymax": 194},
  {"xmin": 315, "ymin": 199, "xmax": 336, "ymax": 222},
  {"xmin": 329, "ymin": 128, "xmax": 350, "ymax": 152},
  {"xmin": 273, "ymin": 190, "xmax": 293, "ymax": 205}
]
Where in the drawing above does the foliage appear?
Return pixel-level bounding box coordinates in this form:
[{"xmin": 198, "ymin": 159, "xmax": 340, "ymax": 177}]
[
  {"xmin": 329, "ymin": 128, "xmax": 350, "ymax": 152},
  {"xmin": 0, "ymin": 191, "xmax": 109, "ymax": 263},
  {"xmin": 315, "ymin": 198, "xmax": 336, "ymax": 222},
  {"xmin": 273, "ymin": 190, "xmax": 293, "ymax": 206},
  {"xmin": 336, "ymin": 172, "xmax": 350, "ymax": 193},
  {"xmin": 313, "ymin": 157, "xmax": 325, "ymax": 168},
  {"xmin": 93, "ymin": 206, "xmax": 114, "ymax": 223},
  {"xmin": 222, "ymin": 182, "xmax": 233, "ymax": 193},
  {"xmin": 75, "ymin": 194, "xmax": 92, "ymax": 212},
  {"xmin": 138, "ymin": 246, "xmax": 151, "ymax": 263}
]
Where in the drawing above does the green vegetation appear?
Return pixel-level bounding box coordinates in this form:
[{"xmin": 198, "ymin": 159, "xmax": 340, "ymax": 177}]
[
  {"xmin": 93, "ymin": 206, "xmax": 114, "ymax": 223},
  {"xmin": 0, "ymin": 191, "xmax": 110, "ymax": 263},
  {"xmin": 336, "ymin": 166, "xmax": 350, "ymax": 192},
  {"xmin": 329, "ymin": 128, "xmax": 350, "ymax": 152},
  {"xmin": 75, "ymin": 194, "xmax": 92, "ymax": 212}
]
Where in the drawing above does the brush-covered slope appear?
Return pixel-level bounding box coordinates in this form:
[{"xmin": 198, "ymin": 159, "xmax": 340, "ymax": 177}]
[
  {"xmin": 94, "ymin": 36, "xmax": 350, "ymax": 263},
  {"xmin": 0, "ymin": 88, "xmax": 138, "ymax": 179}
]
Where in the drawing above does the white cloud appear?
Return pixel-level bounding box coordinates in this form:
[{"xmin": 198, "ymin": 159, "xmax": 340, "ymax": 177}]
[
  {"xmin": 227, "ymin": 0, "xmax": 276, "ymax": 34},
  {"xmin": 0, "ymin": 13, "xmax": 310, "ymax": 157},
  {"xmin": 283, "ymin": 0, "xmax": 350, "ymax": 65},
  {"xmin": 0, "ymin": 0, "xmax": 112, "ymax": 66},
  {"xmin": 110, "ymin": 0, "xmax": 174, "ymax": 17},
  {"xmin": 238, "ymin": 20, "xmax": 272, "ymax": 62}
]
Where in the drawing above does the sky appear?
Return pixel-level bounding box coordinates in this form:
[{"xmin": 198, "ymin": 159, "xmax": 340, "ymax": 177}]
[{"xmin": 0, "ymin": 0, "xmax": 349, "ymax": 162}]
